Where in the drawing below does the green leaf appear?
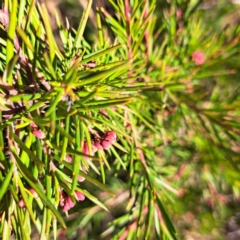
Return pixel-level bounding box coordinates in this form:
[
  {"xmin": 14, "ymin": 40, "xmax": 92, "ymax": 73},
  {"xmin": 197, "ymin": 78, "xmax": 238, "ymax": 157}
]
[
  {"xmin": 71, "ymin": 116, "xmax": 81, "ymax": 194},
  {"xmin": 74, "ymin": 0, "xmax": 93, "ymax": 48},
  {"xmin": 12, "ymin": 133, "xmax": 44, "ymax": 166},
  {"xmin": 24, "ymin": 174, "xmax": 66, "ymax": 228},
  {"xmin": 80, "ymin": 44, "xmax": 122, "ymax": 65},
  {"xmin": 75, "ymin": 59, "xmax": 132, "ymax": 87},
  {"xmin": 38, "ymin": 3, "xmax": 57, "ymax": 62},
  {"xmin": 17, "ymin": 176, "xmax": 36, "ymax": 223},
  {"xmin": 6, "ymin": 0, "xmax": 18, "ymax": 66},
  {"xmin": 76, "ymin": 187, "xmax": 109, "ymax": 212},
  {"xmin": 155, "ymin": 196, "xmax": 177, "ymax": 240},
  {"xmin": 0, "ymin": 164, "xmax": 14, "ymax": 201},
  {"xmin": 16, "ymin": 26, "xmax": 34, "ymax": 52},
  {"xmin": 45, "ymin": 89, "xmax": 63, "ymax": 117}
]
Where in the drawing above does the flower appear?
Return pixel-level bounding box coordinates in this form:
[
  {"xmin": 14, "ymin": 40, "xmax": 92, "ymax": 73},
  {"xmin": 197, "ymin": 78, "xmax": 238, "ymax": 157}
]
[
  {"xmin": 78, "ymin": 174, "xmax": 85, "ymax": 182},
  {"xmin": 29, "ymin": 188, "xmax": 38, "ymax": 198},
  {"xmin": 60, "ymin": 190, "xmax": 85, "ymax": 212},
  {"xmin": 104, "ymin": 131, "xmax": 117, "ymax": 144},
  {"xmin": 100, "ymin": 131, "xmax": 117, "ymax": 149},
  {"xmin": 30, "ymin": 122, "xmax": 38, "ymax": 129},
  {"xmin": 82, "ymin": 141, "xmax": 89, "ymax": 158},
  {"xmin": 101, "ymin": 140, "xmax": 112, "ymax": 150},
  {"xmin": 94, "ymin": 141, "xmax": 103, "ymax": 150},
  {"xmin": 75, "ymin": 191, "xmax": 85, "ymax": 201},
  {"xmin": 60, "ymin": 191, "xmax": 75, "ymax": 212},
  {"xmin": 81, "ymin": 131, "xmax": 116, "ymax": 154},
  {"xmin": 62, "ymin": 197, "xmax": 75, "ymax": 212},
  {"xmin": 32, "ymin": 130, "xmax": 45, "ymax": 139},
  {"xmin": 18, "ymin": 199, "xmax": 25, "ymax": 208},
  {"xmin": 191, "ymin": 50, "xmax": 205, "ymax": 66},
  {"xmin": 77, "ymin": 166, "xmax": 86, "ymax": 182},
  {"xmin": 100, "ymin": 108, "xmax": 108, "ymax": 115},
  {"xmin": 82, "ymin": 141, "xmax": 98, "ymax": 160},
  {"xmin": 165, "ymin": 65, "xmax": 171, "ymax": 72},
  {"xmin": 176, "ymin": 9, "xmax": 183, "ymax": 19},
  {"xmin": 65, "ymin": 155, "xmax": 72, "ymax": 163},
  {"xmin": 0, "ymin": 8, "xmax": 9, "ymax": 29}
]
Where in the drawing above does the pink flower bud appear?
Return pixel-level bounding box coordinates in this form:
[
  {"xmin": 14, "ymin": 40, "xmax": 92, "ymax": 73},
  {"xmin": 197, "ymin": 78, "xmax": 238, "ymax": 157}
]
[
  {"xmin": 59, "ymin": 189, "xmax": 85, "ymax": 213},
  {"xmin": 191, "ymin": 50, "xmax": 205, "ymax": 66},
  {"xmin": 165, "ymin": 65, "xmax": 171, "ymax": 72},
  {"xmin": 94, "ymin": 141, "xmax": 103, "ymax": 150},
  {"xmin": 82, "ymin": 141, "xmax": 89, "ymax": 155},
  {"xmin": 92, "ymin": 144, "xmax": 97, "ymax": 154},
  {"xmin": 101, "ymin": 109, "xmax": 108, "ymax": 115},
  {"xmin": 78, "ymin": 174, "xmax": 85, "ymax": 182},
  {"xmin": 59, "ymin": 191, "xmax": 65, "ymax": 207},
  {"xmin": 101, "ymin": 140, "xmax": 111, "ymax": 150},
  {"xmin": 32, "ymin": 130, "xmax": 45, "ymax": 139},
  {"xmin": 82, "ymin": 141, "xmax": 92, "ymax": 160},
  {"xmin": 75, "ymin": 191, "xmax": 85, "ymax": 201},
  {"xmin": 176, "ymin": 9, "xmax": 183, "ymax": 19},
  {"xmin": 62, "ymin": 196, "xmax": 75, "ymax": 212},
  {"xmin": 18, "ymin": 199, "xmax": 25, "ymax": 208},
  {"xmin": 103, "ymin": 131, "xmax": 117, "ymax": 145},
  {"xmin": 110, "ymin": 106, "xmax": 117, "ymax": 111},
  {"xmin": 105, "ymin": 131, "xmax": 116, "ymax": 140},
  {"xmin": 65, "ymin": 155, "xmax": 72, "ymax": 163},
  {"xmin": 82, "ymin": 141, "xmax": 97, "ymax": 159},
  {"xmin": 29, "ymin": 188, "xmax": 38, "ymax": 198},
  {"xmin": 30, "ymin": 122, "xmax": 38, "ymax": 129},
  {"xmin": 104, "ymin": 133, "xmax": 116, "ymax": 145},
  {"xmin": 164, "ymin": 109, "xmax": 169, "ymax": 117}
]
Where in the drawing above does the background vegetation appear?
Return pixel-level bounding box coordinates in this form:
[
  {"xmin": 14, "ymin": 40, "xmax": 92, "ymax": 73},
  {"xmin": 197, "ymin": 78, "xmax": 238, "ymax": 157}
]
[{"xmin": 0, "ymin": 0, "xmax": 240, "ymax": 239}]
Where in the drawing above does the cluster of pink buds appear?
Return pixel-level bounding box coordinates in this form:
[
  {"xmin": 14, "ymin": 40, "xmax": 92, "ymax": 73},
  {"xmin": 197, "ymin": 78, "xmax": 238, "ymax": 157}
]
[
  {"xmin": 60, "ymin": 190, "xmax": 85, "ymax": 212},
  {"xmin": 93, "ymin": 131, "xmax": 117, "ymax": 151},
  {"xmin": 30, "ymin": 122, "xmax": 45, "ymax": 139},
  {"xmin": 64, "ymin": 131, "xmax": 117, "ymax": 185},
  {"xmin": 81, "ymin": 131, "xmax": 117, "ymax": 158}
]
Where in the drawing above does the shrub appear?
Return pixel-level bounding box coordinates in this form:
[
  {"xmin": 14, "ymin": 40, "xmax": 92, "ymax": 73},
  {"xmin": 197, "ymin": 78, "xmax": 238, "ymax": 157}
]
[{"xmin": 0, "ymin": 0, "xmax": 239, "ymax": 239}]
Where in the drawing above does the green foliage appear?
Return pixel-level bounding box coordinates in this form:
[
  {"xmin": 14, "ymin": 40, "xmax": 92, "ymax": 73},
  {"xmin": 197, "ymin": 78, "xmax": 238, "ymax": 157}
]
[{"xmin": 0, "ymin": 0, "xmax": 239, "ymax": 239}]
